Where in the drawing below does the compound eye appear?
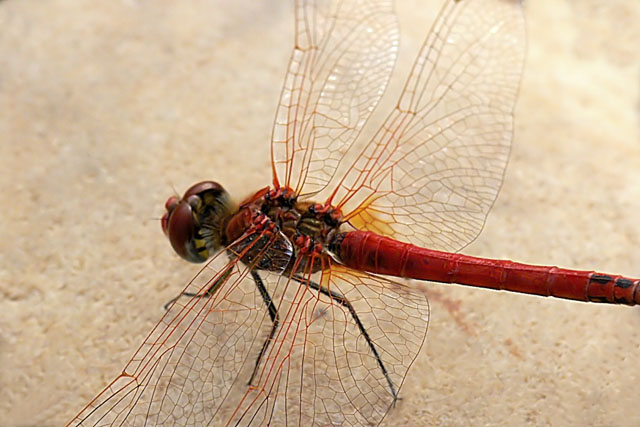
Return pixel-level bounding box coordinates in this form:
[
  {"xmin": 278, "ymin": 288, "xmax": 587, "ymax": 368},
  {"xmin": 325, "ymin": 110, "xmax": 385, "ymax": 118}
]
[
  {"xmin": 161, "ymin": 211, "xmax": 170, "ymax": 236},
  {"xmin": 183, "ymin": 181, "xmax": 225, "ymax": 200},
  {"xmin": 161, "ymin": 195, "xmax": 181, "ymax": 237},
  {"xmin": 165, "ymin": 200, "xmax": 198, "ymax": 262},
  {"xmin": 161, "ymin": 180, "xmax": 231, "ymax": 263}
]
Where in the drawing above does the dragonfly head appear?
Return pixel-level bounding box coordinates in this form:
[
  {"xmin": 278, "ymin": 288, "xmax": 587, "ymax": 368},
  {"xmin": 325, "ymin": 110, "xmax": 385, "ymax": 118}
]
[{"xmin": 161, "ymin": 181, "xmax": 233, "ymax": 263}]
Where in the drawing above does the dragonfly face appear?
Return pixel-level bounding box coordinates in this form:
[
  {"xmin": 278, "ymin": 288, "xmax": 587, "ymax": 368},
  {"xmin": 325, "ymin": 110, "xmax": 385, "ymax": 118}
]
[{"xmin": 161, "ymin": 181, "xmax": 233, "ymax": 263}]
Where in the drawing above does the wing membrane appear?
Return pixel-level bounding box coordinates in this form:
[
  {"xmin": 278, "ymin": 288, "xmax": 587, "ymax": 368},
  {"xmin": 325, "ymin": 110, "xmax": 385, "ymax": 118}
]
[
  {"xmin": 271, "ymin": 0, "xmax": 398, "ymax": 196},
  {"xmin": 69, "ymin": 230, "xmax": 288, "ymax": 425},
  {"xmin": 331, "ymin": 0, "xmax": 525, "ymax": 252},
  {"xmin": 70, "ymin": 246, "xmax": 428, "ymax": 426},
  {"xmin": 224, "ymin": 260, "xmax": 429, "ymax": 426}
]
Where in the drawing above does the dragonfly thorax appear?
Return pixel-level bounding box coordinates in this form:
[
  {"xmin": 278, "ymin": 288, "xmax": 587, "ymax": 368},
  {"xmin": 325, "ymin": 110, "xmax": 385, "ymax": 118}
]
[
  {"xmin": 237, "ymin": 186, "xmax": 344, "ymax": 257},
  {"xmin": 264, "ymin": 188, "xmax": 343, "ymax": 254}
]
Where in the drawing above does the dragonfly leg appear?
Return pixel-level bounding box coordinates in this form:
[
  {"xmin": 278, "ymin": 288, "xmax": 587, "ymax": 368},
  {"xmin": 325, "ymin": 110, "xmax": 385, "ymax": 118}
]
[
  {"xmin": 162, "ymin": 265, "xmax": 233, "ymax": 311},
  {"xmin": 292, "ymin": 275, "xmax": 398, "ymax": 401},
  {"xmin": 248, "ymin": 270, "xmax": 279, "ymax": 386}
]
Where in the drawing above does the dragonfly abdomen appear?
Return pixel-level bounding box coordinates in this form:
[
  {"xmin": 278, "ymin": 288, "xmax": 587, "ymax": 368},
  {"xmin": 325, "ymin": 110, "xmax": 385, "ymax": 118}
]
[{"xmin": 333, "ymin": 231, "xmax": 640, "ymax": 305}]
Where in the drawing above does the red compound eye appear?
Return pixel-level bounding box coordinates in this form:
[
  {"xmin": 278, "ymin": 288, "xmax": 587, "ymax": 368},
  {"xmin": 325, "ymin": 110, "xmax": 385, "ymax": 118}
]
[{"xmin": 161, "ymin": 181, "xmax": 230, "ymax": 263}]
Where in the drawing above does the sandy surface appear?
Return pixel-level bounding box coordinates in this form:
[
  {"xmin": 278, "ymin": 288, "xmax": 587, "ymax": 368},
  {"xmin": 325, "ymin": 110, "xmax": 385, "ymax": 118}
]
[{"xmin": 1, "ymin": 0, "xmax": 639, "ymax": 426}]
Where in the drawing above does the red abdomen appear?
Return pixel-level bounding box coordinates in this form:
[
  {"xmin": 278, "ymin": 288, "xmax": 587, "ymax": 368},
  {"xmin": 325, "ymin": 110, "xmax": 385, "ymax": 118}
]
[{"xmin": 333, "ymin": 231, "xmax": 640, "ymax": 305}]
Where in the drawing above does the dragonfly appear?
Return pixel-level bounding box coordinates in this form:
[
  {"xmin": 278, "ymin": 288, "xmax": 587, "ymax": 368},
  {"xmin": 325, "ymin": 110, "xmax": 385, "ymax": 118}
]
[{"xmin": 69, "ymin": 0, "xmax": 639, "ymax": 425}]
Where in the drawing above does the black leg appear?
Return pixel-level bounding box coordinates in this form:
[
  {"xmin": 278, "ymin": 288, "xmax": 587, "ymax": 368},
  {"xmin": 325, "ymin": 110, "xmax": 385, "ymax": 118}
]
[
  {"xmin": 247, "ymin": 270, "xmax": 279, "ymax": 385},
  {"xmin": 292, "ymin": 274, "xmax": 398, "ymax": 400},
  {"xmin": 163, "ymin": 264, "xmax": 233, "ymax": 311},
  {"xmin": 161, "ymin": 262, "xmax": 280, "ymax": 386},
  {"xmin": 162, "ymin": 262, "xmax": 396, "ymax": 400}
]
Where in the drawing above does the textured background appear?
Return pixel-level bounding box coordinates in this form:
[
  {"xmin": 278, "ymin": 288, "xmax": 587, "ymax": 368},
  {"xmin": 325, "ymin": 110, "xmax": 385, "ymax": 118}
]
[{"xmin": 1, "ymin": 0, "xmax": 639, "ymax": 425}]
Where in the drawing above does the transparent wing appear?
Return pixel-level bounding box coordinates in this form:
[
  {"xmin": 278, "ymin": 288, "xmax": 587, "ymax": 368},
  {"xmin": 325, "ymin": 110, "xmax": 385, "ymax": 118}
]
[
  {"xmin": 219, "ymin": 258, "xmax": 429, "ymax": 426},
  {"xmin": 329, "ymin": 0, "xmax": 525, "ymax": 252},
  {"xmin": 271, "ymin": 0, "xmax": 398, "ymax": 197},
  {"xmin": 69, "ymin": 246, "xmax": 429, "ymax": 426},
  {"xmin": 68, "ymin": 229, "xmax": 291, "ymax": 426},
  {"xmin": 305, "ymin": 264, "xmax": 429, "ymax": 425}
]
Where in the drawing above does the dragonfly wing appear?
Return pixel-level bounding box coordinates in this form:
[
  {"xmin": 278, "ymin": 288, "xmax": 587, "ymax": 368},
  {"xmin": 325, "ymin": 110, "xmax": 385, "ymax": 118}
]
[
  {"xmin": 307, "ymin": 264, "xmax": 429, "ymax": 425},
  {"xmin": 271, "ymin": 0, "xmax": 398, "ymax": 197},
  {"xmin": 332, "ymin": 0, "xmax": 526, "ymax": 252},
  {"xmin": 68, "ymin": 230, "xmax": 292, "ymax": 426},
  {"xmin": 70, "ymin": 246, "xmax": 428, "ymax": 426},
  {"xmin": 229, "ymin": 260, "xmax": 430, "ymax": 426}
]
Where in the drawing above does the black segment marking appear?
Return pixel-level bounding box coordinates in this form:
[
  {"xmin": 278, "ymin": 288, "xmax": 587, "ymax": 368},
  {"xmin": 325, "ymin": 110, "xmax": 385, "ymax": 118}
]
[
  {"xmin": 589, "ymin": 274, "xmax": 613, "ymax": 285},
  {"xmin": 616, "ymin": 296, "xmax": 632, "ymax": 304},
  {"xmin": 615, "ymin": 278, "xmax": 634, "ymax": 288}
]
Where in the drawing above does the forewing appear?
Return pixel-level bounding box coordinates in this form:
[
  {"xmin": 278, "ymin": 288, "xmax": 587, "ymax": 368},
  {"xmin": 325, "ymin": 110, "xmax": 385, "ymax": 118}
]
[
  {"xmin": 271, "ymin": 0, "xmax": 398, "ymax": 197},
  {"xmin": 331, "ymin": 0, "xmax": 526, "ymax": 252}
]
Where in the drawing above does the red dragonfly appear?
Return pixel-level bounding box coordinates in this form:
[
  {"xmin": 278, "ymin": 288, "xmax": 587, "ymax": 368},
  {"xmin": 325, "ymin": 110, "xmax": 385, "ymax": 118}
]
[{"xmin": 69, "ymin": 0, "xmax": 639, "ymax": 425}]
